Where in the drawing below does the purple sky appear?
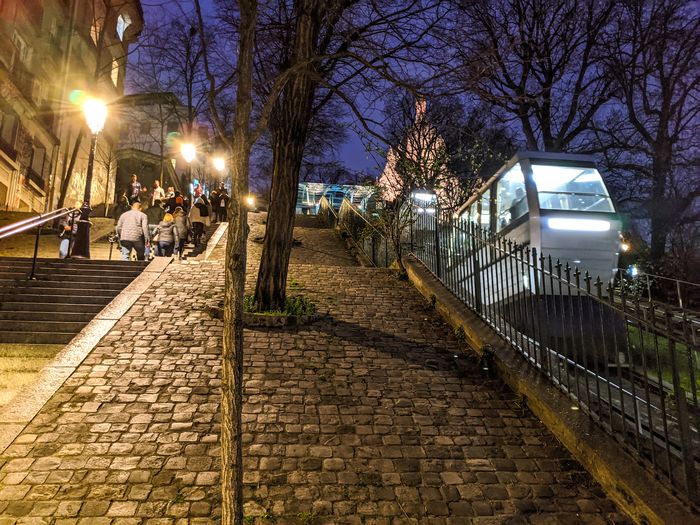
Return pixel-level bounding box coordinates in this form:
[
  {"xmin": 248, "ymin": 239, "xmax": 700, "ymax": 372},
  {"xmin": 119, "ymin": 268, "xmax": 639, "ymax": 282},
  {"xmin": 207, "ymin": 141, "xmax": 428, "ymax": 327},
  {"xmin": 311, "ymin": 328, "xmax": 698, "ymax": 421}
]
[{"xmin": 137, "ymin": 0, "xmax": 383, "ymax": 177}]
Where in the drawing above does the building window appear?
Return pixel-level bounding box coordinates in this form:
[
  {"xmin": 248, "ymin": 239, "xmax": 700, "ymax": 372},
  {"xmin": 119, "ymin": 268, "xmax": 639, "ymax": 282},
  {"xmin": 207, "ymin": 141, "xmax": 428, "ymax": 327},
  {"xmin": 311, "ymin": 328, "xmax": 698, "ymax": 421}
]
[
  {"xmin": 31, "ymin": 145, "xmax": 46, "ymax": 178},
  {"xmin": 11, "ymin": 32, "xmax": 31, "ymax": 66},
  {"xmin": 139, "ymin": 121, "xmax": 151, "ymax": 135},
  {"xmin": 496, "ymin": 164, "xmax": 528, "ymax": 232},
  {"xmin": 111, "ymin": 58, "xmax": 119, "ymax": 86},
  {"xmin": 117, "ymin": 14, "xmax": 131, "ymax": 41},
  {"xmin": 167, "ymin": 121, "xmax": 179, "ymax": 133},
  {"xmin": 0, "ymin": 112, "xmax": 18, "ymax": 152},
  {"xmin": 479, "ymin": 190, "xmax": 491, "ymax": 231},
  {"xmin": 90, "ymin": 20, "xmax": 102, "ymax": 46}
]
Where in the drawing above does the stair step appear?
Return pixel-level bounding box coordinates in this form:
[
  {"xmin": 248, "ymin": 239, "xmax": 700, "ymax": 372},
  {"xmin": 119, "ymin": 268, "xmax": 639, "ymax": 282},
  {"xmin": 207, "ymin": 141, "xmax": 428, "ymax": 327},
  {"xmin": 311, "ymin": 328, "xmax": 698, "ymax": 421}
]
[
  {"xmin": 0, "ymin": 310, "xmax": 95, "ymax": 322},
  {"xmin": 0, "ymin": 256, "xmax": 149, "ymax": 267},
  {"xmin": 0, "ymin": 319, "xmax": 88, "ymax": 333},
  {"xmin": 13, "ymin": 281, "xmax": 126, "ymax": 291},
  {"xmin": 23, "ymin": 273, "xmax": 136, "ymax": 284},
  {"xmin": 0, "ymin": 331, "xmax": 76, "ymax": 344},
  {"xmin": 0, "ymin": 301, "xmax": 104, "ymax": 313},
  {"xmin": 0, "ymin": 293, "xmax": 113, "ymax": 304},
  {"xmin": 0, "ymin": 286, "xmax": 121, "ymax": 296}
]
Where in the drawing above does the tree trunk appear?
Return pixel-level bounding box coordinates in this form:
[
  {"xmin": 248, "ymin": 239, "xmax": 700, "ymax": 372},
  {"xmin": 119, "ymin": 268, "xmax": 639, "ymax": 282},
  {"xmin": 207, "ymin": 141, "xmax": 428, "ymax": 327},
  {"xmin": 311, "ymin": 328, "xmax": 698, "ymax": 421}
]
[
  {"xmin": 648, "ymin": 148, "xmax": 671, "ymax": 266},
  {"xmin": 221, "ymin": 142, "xmax": 249, "ymax": 525},
  {"xmin": 220, "ymin": 1, "xmax": 256, "ymax": 524},
  {"xmin": 254, "ymin": 0, "xmax": 322, "ymax": 312},
  {"xmin": 57, "ymin": 130, "xmax": 83, "ymax": 209}
]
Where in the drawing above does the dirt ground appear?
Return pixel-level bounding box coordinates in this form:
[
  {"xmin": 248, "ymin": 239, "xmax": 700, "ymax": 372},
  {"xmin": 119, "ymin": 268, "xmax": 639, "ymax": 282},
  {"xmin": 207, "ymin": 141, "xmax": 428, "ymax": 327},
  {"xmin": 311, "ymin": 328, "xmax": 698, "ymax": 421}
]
[{"xmin": 0, "ymin": 344, "xmax": 63, "ymax": 409}]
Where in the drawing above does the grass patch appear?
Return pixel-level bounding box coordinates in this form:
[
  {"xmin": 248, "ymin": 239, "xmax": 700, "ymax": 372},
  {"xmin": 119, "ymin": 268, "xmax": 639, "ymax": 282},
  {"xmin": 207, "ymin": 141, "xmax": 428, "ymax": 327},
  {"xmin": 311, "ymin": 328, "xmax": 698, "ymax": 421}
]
[
  {"xmin": 244, "ymin": 294, "xmax": 317, "ymax": 317},
  {"xmin": 626, "ymin": 325, "xmax": 699, "ymax": 393}
]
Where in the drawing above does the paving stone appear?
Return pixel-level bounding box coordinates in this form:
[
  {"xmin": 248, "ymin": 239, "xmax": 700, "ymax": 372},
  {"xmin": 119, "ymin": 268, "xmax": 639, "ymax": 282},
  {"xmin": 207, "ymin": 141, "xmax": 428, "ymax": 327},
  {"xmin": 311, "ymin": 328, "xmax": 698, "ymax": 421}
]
[{"xmin": 0, "ymin": 214, "xmax": 632, "ymax": 523}]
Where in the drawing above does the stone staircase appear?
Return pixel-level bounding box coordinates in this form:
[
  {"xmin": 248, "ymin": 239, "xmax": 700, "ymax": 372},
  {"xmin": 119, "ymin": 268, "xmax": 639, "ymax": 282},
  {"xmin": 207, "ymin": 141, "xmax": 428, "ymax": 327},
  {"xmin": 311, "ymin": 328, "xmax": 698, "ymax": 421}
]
[
  {"xmin": 182, "ymin": 222, "xmax": 220, "ymax": 259},
  {"xmin": 0, "ymin": 257, "xmax": 148, "ymax": 344}
]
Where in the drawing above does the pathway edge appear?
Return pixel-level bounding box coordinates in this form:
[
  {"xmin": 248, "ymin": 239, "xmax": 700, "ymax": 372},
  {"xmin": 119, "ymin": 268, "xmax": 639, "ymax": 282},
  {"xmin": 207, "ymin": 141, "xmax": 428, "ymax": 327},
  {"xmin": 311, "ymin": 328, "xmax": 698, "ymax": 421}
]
[{"xmin": 403, "ymin": 253, "xmax": 695, "ymax": 525}]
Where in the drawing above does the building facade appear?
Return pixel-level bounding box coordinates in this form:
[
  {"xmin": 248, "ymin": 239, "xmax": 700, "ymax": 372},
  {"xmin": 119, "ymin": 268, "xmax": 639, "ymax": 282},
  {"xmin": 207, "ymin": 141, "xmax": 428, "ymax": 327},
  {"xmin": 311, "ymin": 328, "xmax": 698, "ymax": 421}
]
[
  {"xmin": 114, "ymin": 92, "xmax": 193, "ymax": 200},
  {"xmin": 0, "ymin": 0, "xmax": 143, "ymax": 213}
]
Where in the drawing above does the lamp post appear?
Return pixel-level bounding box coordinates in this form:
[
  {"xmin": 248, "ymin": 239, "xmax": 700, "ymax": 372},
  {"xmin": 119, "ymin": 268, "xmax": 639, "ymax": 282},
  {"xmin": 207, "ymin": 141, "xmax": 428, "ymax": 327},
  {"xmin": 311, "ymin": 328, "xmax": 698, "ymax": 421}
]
[
  {"xmin": 70, "ymin": 97, "xmax": 107, "ymax": 259},
  {"xmin": 181, "ymin": 142, "xmax": 196, "ymax": 196}
]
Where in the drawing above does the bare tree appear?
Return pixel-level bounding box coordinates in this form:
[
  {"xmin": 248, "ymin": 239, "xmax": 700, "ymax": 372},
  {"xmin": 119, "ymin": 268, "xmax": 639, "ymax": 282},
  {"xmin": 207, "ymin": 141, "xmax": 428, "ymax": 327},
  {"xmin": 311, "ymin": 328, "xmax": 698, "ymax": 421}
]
[
  {"xmin": 450, "ymin": 0, "xmax": 615, "ymax": 152},
  {"xmin": 193, "ymin": 1, "xmax": 258, "ymax": 523},
  {"xmin": 372, "ymin": 92, "xmax": 515, "ymax": 269},
  {"xmin": 254, "ymin": 0, "xmax": 449, "ymax": 311},
  {"xmin": 592, "ymin": 0, "xmax": 699, "ymax": 270}
]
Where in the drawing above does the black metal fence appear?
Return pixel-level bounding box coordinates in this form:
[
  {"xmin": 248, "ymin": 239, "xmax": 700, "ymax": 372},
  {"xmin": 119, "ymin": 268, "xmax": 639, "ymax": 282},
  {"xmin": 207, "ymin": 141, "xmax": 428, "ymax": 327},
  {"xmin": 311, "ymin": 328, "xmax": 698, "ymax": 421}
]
[{"xmin": 409, "ymin": 203, "xmax": 699, "ymax": 505}]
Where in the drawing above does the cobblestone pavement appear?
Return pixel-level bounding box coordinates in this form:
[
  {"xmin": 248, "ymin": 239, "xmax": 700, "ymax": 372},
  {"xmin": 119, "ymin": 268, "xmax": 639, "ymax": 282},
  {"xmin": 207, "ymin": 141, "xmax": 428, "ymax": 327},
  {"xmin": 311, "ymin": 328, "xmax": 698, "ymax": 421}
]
[{"xmin": 0, "ymin": 214, "xmax": 631, "ymax": 524}]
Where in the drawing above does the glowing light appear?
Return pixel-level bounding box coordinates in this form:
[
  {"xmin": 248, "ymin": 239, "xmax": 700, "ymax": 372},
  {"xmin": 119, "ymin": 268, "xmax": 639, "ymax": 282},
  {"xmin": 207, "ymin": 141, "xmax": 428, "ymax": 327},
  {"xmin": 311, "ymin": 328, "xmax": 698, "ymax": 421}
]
[
  {"xmin": 547, "ymin": 218, "xmax": 610, "ymax": 232},
  {"xmin": 181, "ymin": 143, "xmax": 196, "ymax": 163},
  {"xmin": 629, "ymin": 265, "xmax": 639, "ymax": 278},
  {"xmin": 620, "ymin": 242, "xmax": 630, "ymax": 252},
  {"xmin": 82, "ymin": 98, "xmax": 107, "ymax": 134},
  {"xmin": 69, "ymin": 89, "xmax": 87, "ymax": 105},
  {"xmin": 412, "ymin": 191, "xmax": 436, "ymax": 203},
  {"xmin": 245, "ymin": 195, "xmax": 255, "ymax": 208},
  {"xmin": 213, "ymin": 157, "xmax": 225, "ymax": 172}
]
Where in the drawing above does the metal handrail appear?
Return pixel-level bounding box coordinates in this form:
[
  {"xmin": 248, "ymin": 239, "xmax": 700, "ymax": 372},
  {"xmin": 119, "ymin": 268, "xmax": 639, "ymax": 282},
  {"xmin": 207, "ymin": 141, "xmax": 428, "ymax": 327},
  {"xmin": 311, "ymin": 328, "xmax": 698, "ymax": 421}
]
[
  {"xmin": 0, "ymin": 207, "xmax": 80, "ymax": 279},
  {"xmin": 0, "ymin": 208, "xmax": 75, "ymax": 239}
]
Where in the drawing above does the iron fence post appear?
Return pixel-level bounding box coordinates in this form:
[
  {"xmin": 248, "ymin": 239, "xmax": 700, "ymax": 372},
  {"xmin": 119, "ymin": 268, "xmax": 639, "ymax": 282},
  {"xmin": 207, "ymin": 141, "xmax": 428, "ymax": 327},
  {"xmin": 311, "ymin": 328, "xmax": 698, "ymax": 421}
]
[
  {"xmin": 410, "ymin": 205, "xmax": 414, "ymax": 253},
  {"xmin": 470, "ymin": 222, "xmax": 482, "ymax": 315},
  {"xmin": 29, "ymin": 223, "xmax": 41, "ymax": 280},
  {"xmin": 434, "ymin": 206, "xmax": 441, "ymax": 279},
  {"xmin": 67, "ymin": 210, "xmax": 76, "ymax": 258},
  {"xmin": 665, "ymin": 310, "xmax": 699, "ymax": 504}
]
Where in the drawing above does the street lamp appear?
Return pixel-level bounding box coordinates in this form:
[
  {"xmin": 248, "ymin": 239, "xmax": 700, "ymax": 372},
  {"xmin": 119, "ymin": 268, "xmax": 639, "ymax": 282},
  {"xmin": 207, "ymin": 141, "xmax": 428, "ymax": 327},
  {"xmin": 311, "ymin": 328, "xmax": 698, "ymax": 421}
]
[
  {"xmin": 213, "ymin": 156, "xmax": 225, "ymax": 173},
  {"xmin": 181, "ymin": 142, "xmax": 196, "ymax": 195},
  {"xmin": 70, "ymin": 97, "xmax": 107, "ymax": 259}
]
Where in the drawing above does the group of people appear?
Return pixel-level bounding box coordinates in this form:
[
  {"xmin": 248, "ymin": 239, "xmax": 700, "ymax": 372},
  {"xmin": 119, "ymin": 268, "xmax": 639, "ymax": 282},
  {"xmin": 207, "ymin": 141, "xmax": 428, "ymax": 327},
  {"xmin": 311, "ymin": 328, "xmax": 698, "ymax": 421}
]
[{"xmin": 111, "ymin": 175, "xmax": 230, "ymax": 261}]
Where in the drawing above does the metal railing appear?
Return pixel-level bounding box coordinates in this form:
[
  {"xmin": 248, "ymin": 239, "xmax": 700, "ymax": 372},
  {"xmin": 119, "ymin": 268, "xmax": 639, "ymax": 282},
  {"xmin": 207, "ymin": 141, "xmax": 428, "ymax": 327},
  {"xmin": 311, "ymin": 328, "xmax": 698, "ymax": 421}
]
[
  {"xmin": 320, "ymin": 196, "xmax": 396, "ymax": 267},
  {"xmin": 0, "ymin": 207, "xmax": 79, "ymax": 279},
  {"xmin": 409, "ymin": 203, "xmax": 699, "ymax": 506},
  {"xmin": 614, "ymin": 269, "xmax": 700, "ymax": 311}
]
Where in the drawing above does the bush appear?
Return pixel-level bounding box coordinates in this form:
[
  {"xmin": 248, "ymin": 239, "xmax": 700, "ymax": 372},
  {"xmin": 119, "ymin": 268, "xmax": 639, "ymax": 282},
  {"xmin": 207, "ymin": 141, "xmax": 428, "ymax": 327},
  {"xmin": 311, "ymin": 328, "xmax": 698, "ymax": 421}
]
[{"xmin": 244, "ymin": 294, "xmax": 317, "ymax": 316}]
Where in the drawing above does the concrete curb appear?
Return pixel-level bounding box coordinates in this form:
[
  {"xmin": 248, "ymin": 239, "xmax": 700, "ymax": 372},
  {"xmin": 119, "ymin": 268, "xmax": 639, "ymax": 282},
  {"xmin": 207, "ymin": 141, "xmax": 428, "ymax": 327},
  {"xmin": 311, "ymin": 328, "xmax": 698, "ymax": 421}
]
[
  {"xmin": 0, "ymin": 257, "xmax": 171, "ymax": 454},
  {"xmin": 403, "ymin": 254, "xmax": 696, "ymax": 525},
  {"xmin": 203, "ymin": 222, "xmax": 228, "ymax": 261}
]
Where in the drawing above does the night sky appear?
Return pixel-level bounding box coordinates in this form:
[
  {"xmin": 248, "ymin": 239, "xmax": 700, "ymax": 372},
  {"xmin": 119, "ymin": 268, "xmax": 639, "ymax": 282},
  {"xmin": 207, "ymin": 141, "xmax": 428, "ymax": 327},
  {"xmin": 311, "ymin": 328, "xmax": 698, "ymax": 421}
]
[{"xmin": 136, "ymin": 1, "xmax": 383, "ymax": 177}]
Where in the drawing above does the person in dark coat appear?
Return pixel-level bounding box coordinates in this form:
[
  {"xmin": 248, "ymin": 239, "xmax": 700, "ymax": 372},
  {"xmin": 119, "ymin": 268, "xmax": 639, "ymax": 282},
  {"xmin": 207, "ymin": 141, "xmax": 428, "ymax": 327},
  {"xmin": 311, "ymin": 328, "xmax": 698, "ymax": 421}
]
[
  {"xmin": 210, "ymin": 191, "xmax": 220, "ymax": 223},
  {"xmin": 218, "ymin": 190, "xmax": 230, "ymax": 222},
  {"xmin": 113, "ymin": 194, "xmax": 131, "ymax": 223}
]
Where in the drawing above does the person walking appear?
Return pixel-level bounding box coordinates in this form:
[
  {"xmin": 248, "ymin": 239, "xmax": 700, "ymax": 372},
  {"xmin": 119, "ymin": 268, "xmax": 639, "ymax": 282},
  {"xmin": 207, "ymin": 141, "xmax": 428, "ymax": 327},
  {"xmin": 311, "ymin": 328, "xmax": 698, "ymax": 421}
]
[
  {"xmin": 218, "ymin": 190, "xmax": 230, "ymax": 222},
  {"xmin": 128, "ymin": 174, "xmax": 146, "ymax": 204},
  {"xmin": 112, "ymin": 194, "xmax": 131, "ymax": 224},
  {"xmin": 189, "ymin": 196, "xmax": 210, "ymax": 247},
  {"xmin": 151, "ymin": 180, "xmax": 165, "ymax": 205},
  {"xmin": 116, "ymin": 201, "xmax": 150, "ymax": 261},
  {"xmin": 57, "ymin": 206, "xmax": 81, "ymax": 259},
  {"xmin": 173, "ymin": 207, "xmax": 190, "ymax": 259},
  {"xmin": 145, "ymin": 200, "xmax": 165, "ymax": 258},
  {"xmin": 210, "ymin": 190, "xmax": 220, "ymax": 223},
  {"xmin": 153, "ymin": 213, "xmax": 179, "ymax": 257}
]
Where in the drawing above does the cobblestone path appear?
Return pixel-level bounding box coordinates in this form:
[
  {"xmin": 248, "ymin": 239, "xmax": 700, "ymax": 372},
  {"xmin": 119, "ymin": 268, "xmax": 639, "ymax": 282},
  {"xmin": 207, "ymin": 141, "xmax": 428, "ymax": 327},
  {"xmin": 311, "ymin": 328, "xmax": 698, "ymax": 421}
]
[{"xmin": 0, "ymin": 214, "xmax": 631, "ymax": 524}]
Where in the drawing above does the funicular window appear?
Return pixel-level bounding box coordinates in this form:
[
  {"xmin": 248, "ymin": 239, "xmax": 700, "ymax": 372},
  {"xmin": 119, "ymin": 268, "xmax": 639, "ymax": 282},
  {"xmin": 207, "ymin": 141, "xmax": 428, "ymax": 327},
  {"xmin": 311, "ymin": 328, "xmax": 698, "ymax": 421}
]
[
  {"xmin": 479, "ymin": 189, "xmax": 490, "ymax": 231},
  {"xmin": 496, "ymin": 164, "xmax": 528, "ymax": 231},
  {"xmin": 531, "ymin": 164, "xmax": 615, "ymax": 212}
]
